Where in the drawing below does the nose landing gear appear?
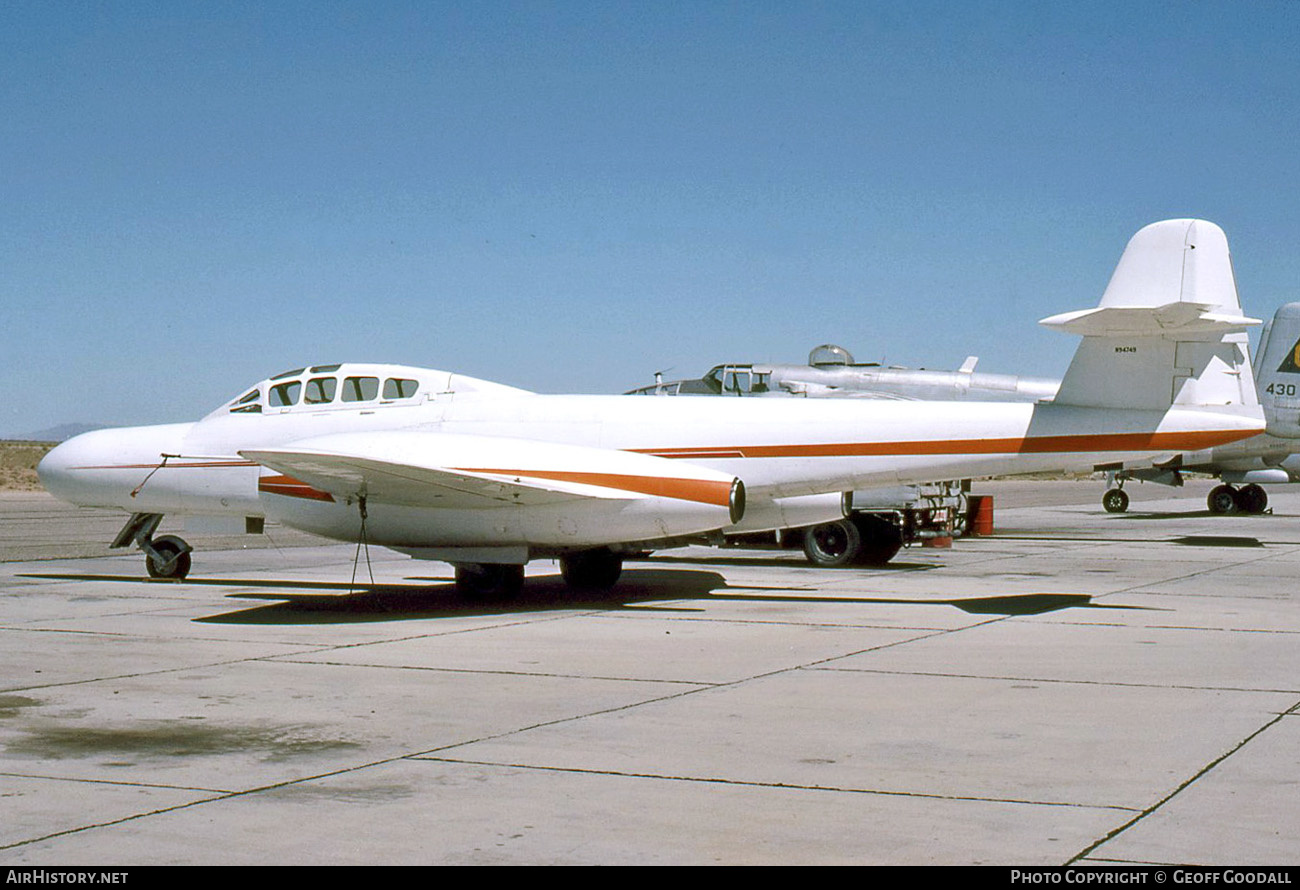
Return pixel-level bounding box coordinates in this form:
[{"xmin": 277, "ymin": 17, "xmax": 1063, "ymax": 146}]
[{"xmin": 112, "ymin": 513, "xmax": 193, "ymax": 580}]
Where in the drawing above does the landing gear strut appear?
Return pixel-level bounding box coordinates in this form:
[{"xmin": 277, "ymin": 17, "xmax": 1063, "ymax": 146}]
[{"xmin": 112, "ymin": 513, "xmax": 192, "ymax": 580}]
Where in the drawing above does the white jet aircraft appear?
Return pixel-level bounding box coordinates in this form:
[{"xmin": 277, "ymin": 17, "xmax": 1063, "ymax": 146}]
[{"xmin": 39, "ymin": 219, "xmax": 1264, "ymax": 596}]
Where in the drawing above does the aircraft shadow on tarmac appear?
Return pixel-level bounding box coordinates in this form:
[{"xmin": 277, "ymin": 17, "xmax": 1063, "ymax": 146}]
[
  {"xmin": 641, "ymin": 554, "xmax": 940, "ymax": 571},
  {"xmin": 1111, "ymin": 509, "xmax": 1270, "ymax": 521},
  {"xmin": 20, "ymin": 567, "xmax": 1149, "ymax": 625}
]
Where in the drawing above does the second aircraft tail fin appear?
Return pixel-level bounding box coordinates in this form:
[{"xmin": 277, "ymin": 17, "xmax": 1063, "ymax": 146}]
[{"xmin": 1253, "ymin": 302, "xmax": 1300, "ymax": 438}]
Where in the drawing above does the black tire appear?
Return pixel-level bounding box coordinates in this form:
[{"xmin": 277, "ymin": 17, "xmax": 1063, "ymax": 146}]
[
  {"xmin": 455, "ymin": 563, "xmax": 525, "ymax": 600},
  {"xmin": 1236, "ymin": 483, "xmax": 1268, "ymax": 514},
  {"xmin": 146, "ymin": 535, "xmax": 192, "ymax": 579},
  {"xmin": 802, "ymin": 519, "xmax": 862, "ymax": 567},
  {"xmin": 559, "ymin": 548, "xmax": 624, "ymax": 590},
  {"xmin": 852, "ymin": 514, "xmax": 904, "ymax": 566},
  {"xmin": 1102, "ymin": 489, "xmax": 1130, "ymax": 513},
  {"xmin": 1207, "ymin": 484, "xmax": 1238, "ymax": 514}
]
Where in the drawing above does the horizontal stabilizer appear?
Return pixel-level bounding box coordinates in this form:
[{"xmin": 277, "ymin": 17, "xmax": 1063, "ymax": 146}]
[{"xmin": 1040, "ymin": 302, "xmax": 1260, "ymax": 337}]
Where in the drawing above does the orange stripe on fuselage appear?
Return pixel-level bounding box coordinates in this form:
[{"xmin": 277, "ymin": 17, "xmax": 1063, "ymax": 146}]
[{"xmin": 629, "ymin": 428, "xmax": 1253, "ymax": 460}]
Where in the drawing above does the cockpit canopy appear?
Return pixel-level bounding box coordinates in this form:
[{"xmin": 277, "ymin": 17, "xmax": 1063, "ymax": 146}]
[
  {"xmin": 209, "ymin": 363, "xmax": 529, "ymax": 418},
  {"xmin": 808, "ymin": 344, "xmax": 855, "ymax": 367}
]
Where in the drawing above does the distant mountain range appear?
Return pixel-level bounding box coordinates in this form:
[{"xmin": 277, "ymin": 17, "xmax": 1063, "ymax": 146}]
[{"xmin": 4, "ymin": 423, "xmax": 110, "ymax": 443}]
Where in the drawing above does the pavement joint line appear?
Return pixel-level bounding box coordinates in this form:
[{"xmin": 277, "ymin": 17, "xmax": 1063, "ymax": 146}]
[
  {"xmin": 1065, "ymin": 694, "xmax": 1300, "ymax": 865},
  {"xmin": 261, "ymin": 658, "xmax": 722, "ymax": 686},
  {"xmin": 1092, "ymin": 548, "xmax": 1297, "ymax": 600},
  {"xmin": 407, "ymin": 756, "xmax": 1145, "ymax": 813},
  {"xmin": 0, "ymin": 795, "xmax": 237, "ymax": 853},
  {"xmin": 0, "ymin": 769, "xmax": 229, "ymax": 795},
  {"xmin": 813, "ymin": 666, "xmax": 1300, "ymax": 695},
  {"xmin": 605, "ymin": 613, "xmax": 969, "ymax": 631}
]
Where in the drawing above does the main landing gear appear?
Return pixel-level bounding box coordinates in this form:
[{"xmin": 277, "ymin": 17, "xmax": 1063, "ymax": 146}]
[
  {"xmin": 1207, "ymin": 483, "xmax": 1269, "ymax": 514},
  {"xmin": 453, "ymin": 562, "xmax": 525, "ymax": 599},
  {"xmin": 453, "ymin": 548, "xmax": 625, "ymax": 600},
  {"xmin": 1102, "ymin": 482, "xmax": 1269, "ymax": 514},
  {"xmin": 113, "ymin": 513, "xmax": 193, "ymax": 579},
  {"xmin": 800, "ymin": 515, "xmax": 903, "ymax": 567}
]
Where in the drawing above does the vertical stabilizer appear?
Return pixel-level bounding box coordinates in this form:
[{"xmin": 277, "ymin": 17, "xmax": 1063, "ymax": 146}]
[
  {"xmin": 1041, "ymin": 219, "xmax": 1260, "ymax": 412},
  {"xmin": 1254, "ymin": 302, "xmax": 1300, "ymax": 438}
]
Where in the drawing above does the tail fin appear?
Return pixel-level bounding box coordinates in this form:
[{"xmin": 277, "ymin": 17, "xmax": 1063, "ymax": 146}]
[
  {"xmin": 1041, "ymin": 219, "xmax": 1260, "ymax": 412},
  {"xmin": 1254, "ymin": 302, "xmax": 1300, "ymax": 438}
]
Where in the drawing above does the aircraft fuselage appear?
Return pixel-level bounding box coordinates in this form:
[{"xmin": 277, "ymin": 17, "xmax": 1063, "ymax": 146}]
[{"xmin": 39, "ymin": 380, "xmax": 1260, "ymax": 556}]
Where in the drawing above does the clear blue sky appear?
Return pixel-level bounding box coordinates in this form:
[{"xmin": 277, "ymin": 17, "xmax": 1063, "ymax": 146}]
[{"xmin": 4, "ymin": 0, "xmax": 1299, "ymax": 435}]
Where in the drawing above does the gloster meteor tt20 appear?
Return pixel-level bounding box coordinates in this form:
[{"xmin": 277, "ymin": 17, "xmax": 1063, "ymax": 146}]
[{"xmin": 40, "ymin": 219, "xmax": 1265, "ymax": 596}]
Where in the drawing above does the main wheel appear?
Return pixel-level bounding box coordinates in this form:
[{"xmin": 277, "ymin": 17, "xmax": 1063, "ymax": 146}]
[
  {"xmin": 1102, "ymin": 489, "xmax": 1130, "ymax": 513},
  {"xmin": 802, "ymin": 519, "xmax": 862, "ymax": 567},
  {"xmin": 1207, "ymin": 484, "xmax": 1238, "ymax": 514},
  {"xmin": 559, "ymin": 548, "xmax": 624, "ymax": 590},
  {"xmin": 454, "ymin": 563, "xmax": 525, "ymax": 600},
  {"xmin": 1236, "ymin": 483, "xmax": 1268, "ymax": 514},
  {"xmin": 852, "ymin": 514, "xmax": 904, "ymax": 566},
  {"xmin": 145, "ymin": 535, "xmax": 192, "ymax": 579}
]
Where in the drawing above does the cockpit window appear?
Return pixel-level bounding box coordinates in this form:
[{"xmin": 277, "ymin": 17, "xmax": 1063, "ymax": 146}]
[
  {"xmin": 342, "ymin": 376, "xmax": 379, "ymax": 402},
  {"xmin": 269, "ymin": 380, "xmax": 301, "ymax": 407},
  {"xmin": 715, "ymin": 365, "xmax": 765, "ymax": 395},
  {"xmin": 305, "ymin": 377, "xmax": 337, "ymax": 404},
  {"xmin": 271, "ymin": 368, "xmax": 305, "ymax": 381},
  {"xmin": 383, "ymin": 377, "xmax": 418, "ymax": 399},
  {"xmin": 230, "ymin": 389, "xmax": 262, "ymax": 414}
]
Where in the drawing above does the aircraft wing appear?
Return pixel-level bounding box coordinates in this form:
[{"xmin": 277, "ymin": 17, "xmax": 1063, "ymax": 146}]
[{"xmin": 242, "ymin": 431, "xmax": 742, "ymax": 516}]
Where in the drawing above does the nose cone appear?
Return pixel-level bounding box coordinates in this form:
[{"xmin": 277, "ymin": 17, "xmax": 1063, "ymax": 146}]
[
  {"xmin": 38, "ymin": 423, "xmax": 195, "ymax": 509},
  {"xmin": 36, "ymin": 438, "xmax": 76, "ymax": 502}
]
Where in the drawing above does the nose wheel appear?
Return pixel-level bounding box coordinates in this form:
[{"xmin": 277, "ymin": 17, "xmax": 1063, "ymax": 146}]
[
  {"xmin": 112, "ymin": 513, "xmax": 193, "ymax": 580},
  {"xmin": 145, "ymin": 535, "xmax": 193, "ymax": 579},
  {"xmin": 1102, "ymin": 488, "xmax": 1130, "ymax": 513}
]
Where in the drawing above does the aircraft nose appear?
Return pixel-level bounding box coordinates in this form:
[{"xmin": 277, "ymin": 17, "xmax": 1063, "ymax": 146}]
[
  {"xmin": 36, "ymin": 436, "xmax": 87, "ymax": 504},
  {"xmin": 37, "ymin": 423, "xmax": 195, "ymax": 509}
]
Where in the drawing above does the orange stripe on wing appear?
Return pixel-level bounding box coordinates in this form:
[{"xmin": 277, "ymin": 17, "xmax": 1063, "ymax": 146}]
[
  {"xmin": 258, "ymin": 474, "xmax": 336, "ymax": 502},
  {"xmin": 453, "ymin": 468, "xmax": 735, "ymax": 507}
]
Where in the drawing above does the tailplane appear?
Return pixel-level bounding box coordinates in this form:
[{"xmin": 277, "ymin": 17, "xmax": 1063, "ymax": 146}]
[{"xmin": 1042, "ymin": 219, "xmax": 1260, "ymax": 413}]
